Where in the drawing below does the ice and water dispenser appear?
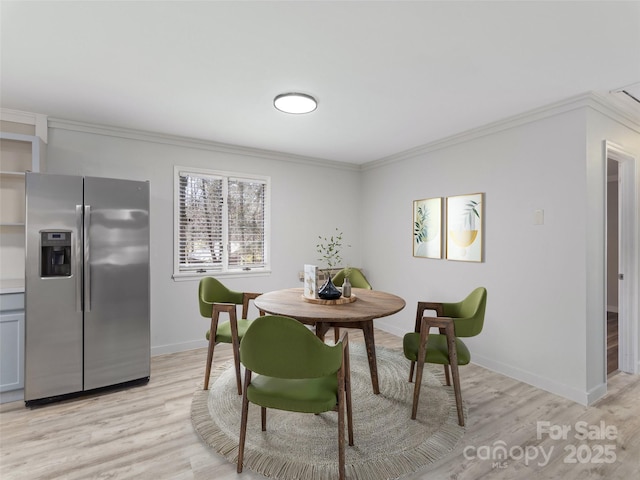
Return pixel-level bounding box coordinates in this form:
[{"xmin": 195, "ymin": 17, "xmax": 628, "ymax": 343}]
[{"xmin": 40, "ymin": 231, "xmax": 72, "ymax": 277}]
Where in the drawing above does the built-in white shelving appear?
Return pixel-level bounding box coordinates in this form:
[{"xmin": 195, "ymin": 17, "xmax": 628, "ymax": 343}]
[{"xmin": 0, "ymin": 113, "xmax": 47, "ymax": 400}]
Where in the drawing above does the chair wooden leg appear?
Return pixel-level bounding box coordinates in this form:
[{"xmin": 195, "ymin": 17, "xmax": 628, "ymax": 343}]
[
  {"xmin": 408, "ymin": 361, "xmax": 415, "ymax": 383},
  {"xmin": 411, "ymin": 325, "xmax": 430, "ymax": 420},
  {"xmin": 444, "ymin": 324, "xmax": 464, "ymax": 427},
  {"xmin": 343, "ymin": 336, "xmax": 354, "ymax": 446},
  {"xmin": 203, "ymin": 311, "xmax": 220, "ymax": 390},
  {"xmin": 227, "ymin": 307, "xmax": 243, "ymax": 395},
  {"xmin": 444, "ymin": 364, "xmax": 451, "ymax": 386},
  {"xmin": 337, "ymin": 360, "xmax": 346, "ymax": 480},
  {"xmin": 261, "ymin": 407, "xmax": 267, "ymax": 431},
  {"xmin": 334, "ymin": 327, "xmax": 340, "ymax": 343},
  {"xmin": 411, "ymin": 360, "xmax": 425, "ymax": 420},
  {"xmin": 206, "ymin": 303, "xmax": 242, "ymax": 394},
  {"xmin": 237, "ymin": 370, "xmax": 252, "ymax": 473}
]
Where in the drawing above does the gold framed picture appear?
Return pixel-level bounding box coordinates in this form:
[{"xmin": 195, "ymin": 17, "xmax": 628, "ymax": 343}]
[
  {"xmin": 446, "ymin": 193, "xmax": 483, "ymax": 262},
  {"xmin": 413, "ymin": 197, "xmax": 442, "ymax": 259}
]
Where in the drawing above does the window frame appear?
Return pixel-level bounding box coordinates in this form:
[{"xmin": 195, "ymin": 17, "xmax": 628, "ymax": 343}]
[{"xmin": 173, "ymin": 165, "xmax": 271, "ymax": 280}]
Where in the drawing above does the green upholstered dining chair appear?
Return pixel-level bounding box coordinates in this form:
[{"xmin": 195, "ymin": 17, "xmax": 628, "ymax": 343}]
[
  {"xmin": 332, "ymin": 267, "xmax": 373, "ymax": 290},
  {"xmin": 403, "ymin": 287, "xmax": 487, "ymax": 427},
  {"xmin": 237, "ymin": 315, "xmax": 354, "ymax": 480},
  {"xmin": 198, "ymin": 276, "xmax": 262, "ymax": 393}
]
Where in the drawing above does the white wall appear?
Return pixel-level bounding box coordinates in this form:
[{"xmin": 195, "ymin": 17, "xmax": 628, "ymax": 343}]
[
  {"xmin": 361, "ymin": 95, "xmax": 640, "ymax": 405},
  {"xmin": 45, "ymin": 121, "xmax": 363, "ymax": 355}
]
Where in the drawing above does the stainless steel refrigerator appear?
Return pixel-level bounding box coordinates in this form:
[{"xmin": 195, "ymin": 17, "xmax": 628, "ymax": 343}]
[{"xmin": 24, "ymin": 173, "xmax": 150, "ymax": 404}]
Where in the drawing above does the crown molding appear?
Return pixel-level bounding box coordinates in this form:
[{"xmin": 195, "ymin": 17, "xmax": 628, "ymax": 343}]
[
  {"xmin": 35, "ymin": 90, "xmax": 640, "ymax": 174},
  {"xmin": 363, "ymin": 91, "xmax": 640, "ymax": 171},
  {"xmin": 589, "ymin": 91, "xmax": 640, "ymax": 131},
  {"xmin": 47, "ymin": 117, "xmax": 361, "ymax": 172}
]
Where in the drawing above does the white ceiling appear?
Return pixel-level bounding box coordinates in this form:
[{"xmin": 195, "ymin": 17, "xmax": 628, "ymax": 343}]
[{"xmin": 2, "ymin": 1, "xmax": 639, "ymax": 164}]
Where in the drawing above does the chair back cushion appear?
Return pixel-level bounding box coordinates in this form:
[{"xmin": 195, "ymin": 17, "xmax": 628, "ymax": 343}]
[
  {"xmin": 240, "ymin": 315, "xmax": 343, "ymax": 379},
  {"xmin": 332, "ymin": 268, "xmax": 373, "ymax": 289},
  {"xmin": 444, "ymin": 287, "xmax": 487, "ymax": 337},
  {"xmin": 198, "ymin": 277, "xmax": 244, "ymax": 318}
]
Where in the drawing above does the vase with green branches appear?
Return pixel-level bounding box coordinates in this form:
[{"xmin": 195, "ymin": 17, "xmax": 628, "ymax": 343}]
[
  {"xmin": 316, "ymin": 228, "xmax": 349, "ymax": 272},
  {"xmin": 316, "ymin": 228, "xmax": 349, "ymax": 299}
]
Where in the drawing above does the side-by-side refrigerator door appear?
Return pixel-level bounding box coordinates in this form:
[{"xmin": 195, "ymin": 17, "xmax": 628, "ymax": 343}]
[
  {"xmin": 83, "ymin": 177, "xmax": 150, "ymax": 390},
  {"xmin": 25, "ymin": 173, "xmax": 84, "ymax": 402}
]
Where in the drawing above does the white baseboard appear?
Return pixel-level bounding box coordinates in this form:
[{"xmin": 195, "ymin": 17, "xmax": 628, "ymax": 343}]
[
  {"xmin": 0, "ymin": 341, "xmax": 208, "ymax": 405},
  {"xmin": 587, "ymin": 382, "xmax": 609, "ymax": 405},
  {"xmin": 376, "ymin": 320, "xmax": 608, "ymax": 406},
  {"xmin": 151, "ymin": 339, "xmax": 208, "ymax": 357},
  {"xmin": 376, "ymin": 319, "xmax": 407, "ymax": 339},
  {"xmin": 470, "ymin": 353, "xmax": 605, "ymax": 406},
  {"xmin": 0, "ymin": 389, "xmax": 24, "ymax": 404}
]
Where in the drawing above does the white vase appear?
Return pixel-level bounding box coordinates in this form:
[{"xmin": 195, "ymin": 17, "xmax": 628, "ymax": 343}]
[{"xmin": 342, "ymin": 276, "xmax": 352, "ymax": 298}]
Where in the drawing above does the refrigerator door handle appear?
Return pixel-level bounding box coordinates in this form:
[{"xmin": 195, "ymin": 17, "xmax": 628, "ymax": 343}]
[
  {"xmin": 84, "ymin": 205, "xmax": 91, "ymax": 312},
  {"xmin": 76, "ymin": 205, "xmax": 83, "ymax": 312}
]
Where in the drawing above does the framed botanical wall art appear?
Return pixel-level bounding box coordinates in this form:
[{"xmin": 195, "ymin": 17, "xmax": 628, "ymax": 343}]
[
  {"xmin": 446, "ymin": 193, "xmax": 483, "ymax": 262},
  {"xmin": 413, "ymin": 197, "xmax": 442, "ymax": 258}
]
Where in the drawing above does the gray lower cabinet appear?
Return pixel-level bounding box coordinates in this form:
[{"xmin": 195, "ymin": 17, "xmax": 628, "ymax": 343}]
[{"xmin": 0, "ymin": 291, "xmax": 25, "ymax": 402}]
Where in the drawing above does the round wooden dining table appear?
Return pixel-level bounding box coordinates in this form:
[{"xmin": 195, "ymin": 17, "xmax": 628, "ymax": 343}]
[{"xmin": 254, "ymin": 287, "xmax": 406, "ymax": 394}]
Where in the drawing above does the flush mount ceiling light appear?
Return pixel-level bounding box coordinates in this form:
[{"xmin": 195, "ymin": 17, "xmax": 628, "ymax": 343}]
[{"xmin": 273, "ymin": 92, "xmax": 317, "ymax": 114}]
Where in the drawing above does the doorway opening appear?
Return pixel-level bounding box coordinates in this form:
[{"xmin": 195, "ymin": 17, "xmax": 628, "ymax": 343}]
[
  {"xmin": 606, "ymin": 159, "xmax": 619, "ymax": 376},
  {"xmin": 604, "ymin": 141, "xmax": 639, "ymax": 379}
]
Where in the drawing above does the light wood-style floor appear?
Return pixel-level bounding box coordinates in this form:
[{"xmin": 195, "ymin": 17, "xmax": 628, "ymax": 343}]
[{"xmin": 1, "ymin": 329, "xmax": 639, "ymax": 480}]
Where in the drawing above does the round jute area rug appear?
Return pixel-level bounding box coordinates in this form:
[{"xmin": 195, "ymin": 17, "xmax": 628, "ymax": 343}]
[{"xmin": 191, "ymin": 343, "xmax": 465, "ymax": 480}]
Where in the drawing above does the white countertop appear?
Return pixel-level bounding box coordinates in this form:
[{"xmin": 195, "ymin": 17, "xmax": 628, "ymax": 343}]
[{"xmin": 0, "ymin": 279, "xmax": 25, "ymax": 295}]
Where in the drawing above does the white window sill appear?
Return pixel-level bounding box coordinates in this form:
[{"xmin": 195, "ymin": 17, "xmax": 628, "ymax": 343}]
[{"xmin": 172, "ymin": 269, "xmax": 272, "ymax": 282}]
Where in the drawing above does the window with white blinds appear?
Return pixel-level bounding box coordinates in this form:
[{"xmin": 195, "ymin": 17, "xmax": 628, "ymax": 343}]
[{"xmin": 174, "ymin": 167, "xmax": 269, "ymax": 276}]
